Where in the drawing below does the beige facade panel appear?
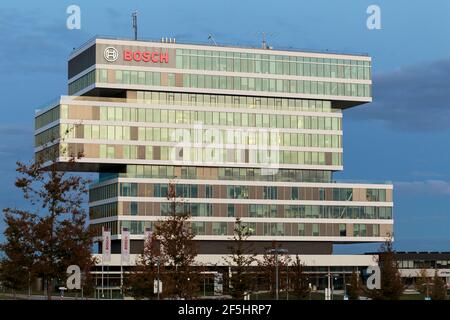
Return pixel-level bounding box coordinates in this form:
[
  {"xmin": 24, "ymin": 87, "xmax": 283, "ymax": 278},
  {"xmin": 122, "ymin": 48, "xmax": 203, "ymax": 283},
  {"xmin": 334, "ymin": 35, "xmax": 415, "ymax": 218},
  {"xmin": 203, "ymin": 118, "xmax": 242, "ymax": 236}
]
[
  {"xmin": 117, "ymin": 202, "xmax": 123, "ymax": 216},
  {"xmin": 352, "ymin": 188, "xmax": 365, "ymax": 201},
  {"xmin": 386, "ymin": 189, "xmax": 393, "ymax": 202},
  {"xmin": 346, "ymin": 223, "xmax": 353, "ymax": 237},
  {"xmin": 380, "ymin": 224, "xmax": 393, "ymax": 237}
]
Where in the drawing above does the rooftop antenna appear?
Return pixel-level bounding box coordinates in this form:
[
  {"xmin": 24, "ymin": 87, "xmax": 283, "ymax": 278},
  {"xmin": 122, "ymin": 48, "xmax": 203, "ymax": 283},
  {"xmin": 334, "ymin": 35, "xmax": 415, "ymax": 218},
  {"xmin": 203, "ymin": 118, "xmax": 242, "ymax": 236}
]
[
  {"xmin": 256, "ymin": 31, "xmax": 276, "ymax": 49},
  {"xmin": 132, "ymin": 11, "xmax": 138, "ymax": 40},
  {"xmin": 208, "ymin": 34, "xmax": 217, "ymax": 46}
]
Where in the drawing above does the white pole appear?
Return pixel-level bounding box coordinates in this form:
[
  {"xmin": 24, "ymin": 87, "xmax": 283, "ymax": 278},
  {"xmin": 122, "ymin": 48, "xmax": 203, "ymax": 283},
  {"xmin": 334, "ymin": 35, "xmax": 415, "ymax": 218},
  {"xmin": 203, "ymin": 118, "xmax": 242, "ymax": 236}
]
[
  {"xmin": 120, "ymin": 258, "xmax": 123, "ymax": 299},
  {"xmin": 101, "ymin": 263, "xmax": 104, "ymax": 299},
  {"xmin": 327, "ymin": 267, "xmax": 331, "ymax": 300},
  {"xmin": 101, "ymin": 226, "xmax": 104, "ymax": 299},
  {"xmin": 275, "ymin": 251, "xmax": 279, "ymax": 300}
]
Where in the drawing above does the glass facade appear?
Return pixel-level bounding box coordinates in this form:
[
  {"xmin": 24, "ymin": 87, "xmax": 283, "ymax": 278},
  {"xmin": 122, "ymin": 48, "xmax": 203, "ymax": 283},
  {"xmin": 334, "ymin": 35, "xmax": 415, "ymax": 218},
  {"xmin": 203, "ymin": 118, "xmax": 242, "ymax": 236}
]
[
  {"xmin": 37, "ymin": 39, "xmax": 394, "ymax": 245},
  {"xmin": 175, "ymin": 48, "xmax": 371, "ymax": 80},
  {"xmin": 70, "ymin": 68, "xmax": 371, "ymax": 97}
]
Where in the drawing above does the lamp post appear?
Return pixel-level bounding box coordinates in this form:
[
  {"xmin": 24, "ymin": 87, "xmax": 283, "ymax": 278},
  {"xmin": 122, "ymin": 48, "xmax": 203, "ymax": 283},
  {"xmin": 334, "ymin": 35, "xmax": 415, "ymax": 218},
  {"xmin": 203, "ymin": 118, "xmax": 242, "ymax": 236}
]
[
  {"xmin": 308, "ymin": 282, "xmax": 312, "ymax": 300},
  {"xmin": 332, "ymin": 275, "xmax": 337, "ymax": 300},
  {"xmin": 286, "ymin": 263, "xmax": 289, "ymax": 300},
  {"xmin": 343, "ymin": 272, "xmax": 350, "ymax": 300},
  {"xmin": 266, "ymin": 248, "xmax": 288, "ymax": 300},
  {"xmin": 155, "ymin": 258, "xmax": 161, "ymax": 300}
]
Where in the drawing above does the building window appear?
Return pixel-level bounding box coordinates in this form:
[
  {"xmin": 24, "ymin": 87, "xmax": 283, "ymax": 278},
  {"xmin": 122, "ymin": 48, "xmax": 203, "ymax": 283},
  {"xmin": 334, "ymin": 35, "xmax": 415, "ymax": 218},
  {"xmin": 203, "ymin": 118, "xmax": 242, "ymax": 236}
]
[
  {"xmin": 373, "ymin": 224, "xmax": 379, "ymax": 237},
  {"xmin": 205, "ymin": 185, "xmax": 213, "ymax": 198},
  {"xmin": 263, "ymin": 186, "xmax": 277, "ymax": 199},
  {"xmin": 353, "ymin": 224, "xmax": 360, "ymax": 237},
  {"xmin": 298, "ymin": 223, "xmax": 305, "ymax": 236},
  {"xmin": 212, "ymin": 222, "xmax": 227, "ymax": 235},
  {"xmin": 360, "ymin": 224, "xmax": 367, "ymax": 237},
  {"xmin": 191, "ymin": 222, "xmax": 205, "ymax": 235},
  {"xmin": 339, "ymin": 224, "xmax": 346, "ymax": 237},
  {"xmin": 227, "ymin": 204, "xmax": 235, "ymax": 217},
  {"xmin": 130, "ymin": 202, "xmax": 138, "ymax": 216},
  {"xmin": 291, "ymin": 187, "xmax": 299, "ymax": 200},
  {"xmin": 121, "ymin": 183, "xmax": 137, "ymax": 197},
  {"xmin": 312, "ymin": 224, "xmax": 319, "ymax": 236}
]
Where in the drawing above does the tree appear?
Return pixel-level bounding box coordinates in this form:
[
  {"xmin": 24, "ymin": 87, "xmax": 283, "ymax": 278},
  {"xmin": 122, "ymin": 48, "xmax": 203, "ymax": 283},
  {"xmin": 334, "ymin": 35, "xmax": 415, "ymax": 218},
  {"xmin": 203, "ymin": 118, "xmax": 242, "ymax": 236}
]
[
  {"xmin": 430, "ymin": 270, "xmax": 447, "ymax": 300},
  {"xmin": 346, "ymin": 268, "xmax": 361, "ymax": 300},
  {"xmin": 155, "ymin": 182, "xmax": 199, "ymax": 299},
  {"xmin": 1, "ymin": 137, "xmax": 94, "ymax": 300},
  {"xmin": 415, "ymin": 268, "xmax": 430, "ymax": 296},
  {"xmin": 124, "ymin": 233, "xmax": 164, "ymax": 299},
  {"xmin": 366, "ymin": 235, "xmax": 404, "ymax": 300},
  {"xmin": 0, "ymin": 210, "xmax": 37, "ymax": 298},
  {"xmin": 290, "ymin": 255, "xmax": 310, "ymax": 300},
  {"xmin": 258, "ymin": 241, "xmax": 289, "ymax": 296},
  {"xmin": 54, "ymin": 209, "xmax": 97, "ymax": 296},
  {"xmin": 224, "ymin": 218, "xmax": 256, "ymax": 299}
]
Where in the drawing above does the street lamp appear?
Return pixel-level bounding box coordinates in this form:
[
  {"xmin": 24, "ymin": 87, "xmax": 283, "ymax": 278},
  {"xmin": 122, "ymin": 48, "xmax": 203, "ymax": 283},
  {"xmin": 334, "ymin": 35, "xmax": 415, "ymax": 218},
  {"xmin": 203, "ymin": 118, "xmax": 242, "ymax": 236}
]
[
  {"xmin": 308, "ymin": 282, "xmax": 312, "ymax": 300},
  {"xmin": 266, "ymin": 248, "xmax": 288, "ymax": 300},
  {"xmin": 286, "ymin": 263, "xmax": 289, "ymax": 300},
  {"xmin": 155, "ymin": 258, "xmax": 161, "ymax": 300}
]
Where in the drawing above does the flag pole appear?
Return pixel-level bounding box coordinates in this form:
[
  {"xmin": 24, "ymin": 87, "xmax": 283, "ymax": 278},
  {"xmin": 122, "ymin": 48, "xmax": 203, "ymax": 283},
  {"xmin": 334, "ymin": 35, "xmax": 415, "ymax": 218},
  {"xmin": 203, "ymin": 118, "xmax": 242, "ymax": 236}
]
[
  {"xmin": 101, "ymin": 226, "xmax": 104, "ymax": 299},
  {"xmin": 120, "ymin": 227, "xmax": 123, "ymax": 298}
]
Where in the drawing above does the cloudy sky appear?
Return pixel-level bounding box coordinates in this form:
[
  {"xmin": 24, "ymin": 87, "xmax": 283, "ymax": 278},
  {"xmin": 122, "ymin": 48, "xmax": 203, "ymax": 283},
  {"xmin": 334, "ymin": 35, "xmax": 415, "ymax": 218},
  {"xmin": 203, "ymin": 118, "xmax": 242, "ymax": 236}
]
[{"xmin": 0, "ymin": 0, "xmax": 449, "ymax": 253}]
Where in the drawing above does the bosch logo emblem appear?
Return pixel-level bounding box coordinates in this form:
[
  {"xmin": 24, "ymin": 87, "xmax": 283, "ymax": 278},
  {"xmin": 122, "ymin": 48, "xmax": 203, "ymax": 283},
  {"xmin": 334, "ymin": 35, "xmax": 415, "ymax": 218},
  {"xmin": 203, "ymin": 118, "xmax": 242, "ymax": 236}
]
[{"xmin": 104, "ymin": 47, "xmax": 119, "ymax": 62}]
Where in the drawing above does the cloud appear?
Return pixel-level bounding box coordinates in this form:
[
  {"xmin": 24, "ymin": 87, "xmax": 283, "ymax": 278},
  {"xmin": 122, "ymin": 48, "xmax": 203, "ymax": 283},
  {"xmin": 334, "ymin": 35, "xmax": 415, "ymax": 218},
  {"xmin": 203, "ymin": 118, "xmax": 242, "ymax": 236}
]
[
  {"xmin": 0, "ymin": 8, "xmax": 88, "ymax": 75},
  {"xmin": 395, "ymin": 180, "xmax": 450, "ymax": 196},
  {"xmin": 347, "ymin": 59, "xmax": 450, "ymax": 131},
  {"xmin": 410, "ymin": 170, "xmax": 450, "ymax": 179},
  {"xmin": 0, "ymin": 125, "xmax": 33, "ymax": 136}
]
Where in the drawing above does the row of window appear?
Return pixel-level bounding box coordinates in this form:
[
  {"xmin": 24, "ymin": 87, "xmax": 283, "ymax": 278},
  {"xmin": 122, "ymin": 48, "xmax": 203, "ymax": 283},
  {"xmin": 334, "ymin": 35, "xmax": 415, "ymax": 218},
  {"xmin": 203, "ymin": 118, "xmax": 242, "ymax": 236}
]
[
  {"xmin": 56, "ymin": 124, "xmax": 342, "ymax": 149},
  {"xmin": 92, "ymin": 220, "xmax": 380, "ymax": 238},
  {"xmin": 35, "ymin": 125, "xmax": 60, "ymax": 147},
  {"xmin": 89, "ymin": 144, "xmax": 343, "ymax": 166},
  {"xmin": 90, "ymin": 182, "xmax": 388, "ymax": 203},
  {"xmin": 38, "ymin": 92, "xmax": 337, "ymax": 132},
  {"xmin": 181, "ymin": 73, "xmax": 371, "ymax": 97},
  {"xmin": 57, "ymin": 142, "xmax": 342, "ymax": 166},
  {"xmin": 284, "ymin": 205, "xmax": 392, "ymax": 220},
  {"xmin": 80, "ymin": 104, "xmax": 342, "ymax": 130},
  {"xmin": 89, "ymin": 184, "xmax": 118, "ymax": 202},
  {"xmin": 135, "ymin": 91, "xmax": 336, "ymax": 113},
  {"xmin": 68, "ymin": 69, "xmax": 95, "ymax": 95},
  {"xmin": 89, "ymin": 201, "xmax": 392, "ymax": 220},
  {"xmin": 89, "ymin": 202, "xmax": 118, "ymax": 219},
  {"xmin": 397, "ymin": 260, "xmax": 450, "ymax": 269},
  {"xmin": 35, "ymin": 106, "xmax": 61, "ymax": 130},
  {"xmin": 69, "ymin": 69, "xmax": 371, "ymax": 98},
  {"xmin": 175, "ymin": 50, "xmax": 371, "ymax": 80},
  {"xmin": 112, "ymin": 165, "xmax": 333, "ymax": 183}
]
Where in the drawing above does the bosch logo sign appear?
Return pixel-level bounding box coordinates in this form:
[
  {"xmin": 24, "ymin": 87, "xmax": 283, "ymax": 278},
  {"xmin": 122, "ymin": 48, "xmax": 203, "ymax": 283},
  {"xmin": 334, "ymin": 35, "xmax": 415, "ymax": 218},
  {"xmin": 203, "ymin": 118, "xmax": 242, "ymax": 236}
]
[
  {"xmin": 103, "ymin": 46, "xmax": 169, "ymax": 64},
  {"xmin": 123, "ymin": 49, "xmax": 169, "ymax": 63},
  {"xmin": 104, "ymin": 47, "xmax": 119, "ymax": 62}
]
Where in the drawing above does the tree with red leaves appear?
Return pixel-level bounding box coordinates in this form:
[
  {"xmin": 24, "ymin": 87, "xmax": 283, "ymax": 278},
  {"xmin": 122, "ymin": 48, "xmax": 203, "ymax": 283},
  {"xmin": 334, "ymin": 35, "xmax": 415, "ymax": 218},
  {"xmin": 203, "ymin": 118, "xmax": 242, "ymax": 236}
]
[{"xmin": 1, "ymin": 143, "xmax": 95, "ymax": 299}]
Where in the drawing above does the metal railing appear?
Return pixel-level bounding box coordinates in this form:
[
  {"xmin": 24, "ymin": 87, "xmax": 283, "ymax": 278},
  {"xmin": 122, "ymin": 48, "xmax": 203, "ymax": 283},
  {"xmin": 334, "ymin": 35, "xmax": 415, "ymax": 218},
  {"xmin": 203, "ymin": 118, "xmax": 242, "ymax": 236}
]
[{"xmin": 69, "ymin": 34, "xmax": 370, "ymax": 58}]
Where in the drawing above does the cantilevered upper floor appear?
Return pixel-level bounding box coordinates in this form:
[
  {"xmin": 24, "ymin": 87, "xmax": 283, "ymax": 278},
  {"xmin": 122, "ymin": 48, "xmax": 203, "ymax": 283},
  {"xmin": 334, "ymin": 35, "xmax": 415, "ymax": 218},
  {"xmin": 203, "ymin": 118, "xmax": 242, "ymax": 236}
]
[
  {"xmin": 68, "ymin": 37, "xmax": 372, "ymax": 108},
  {"xmin": 35, "ymin": 95, "xmax": 344, "ymax": 172}
]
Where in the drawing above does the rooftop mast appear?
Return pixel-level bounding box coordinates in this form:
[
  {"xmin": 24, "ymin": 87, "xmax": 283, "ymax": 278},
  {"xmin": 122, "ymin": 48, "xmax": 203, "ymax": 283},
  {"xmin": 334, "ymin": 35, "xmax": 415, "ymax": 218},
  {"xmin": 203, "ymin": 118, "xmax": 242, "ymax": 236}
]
[{"xmin": 132, "ymin": 11, "xmax": 138, "ymax": 40}]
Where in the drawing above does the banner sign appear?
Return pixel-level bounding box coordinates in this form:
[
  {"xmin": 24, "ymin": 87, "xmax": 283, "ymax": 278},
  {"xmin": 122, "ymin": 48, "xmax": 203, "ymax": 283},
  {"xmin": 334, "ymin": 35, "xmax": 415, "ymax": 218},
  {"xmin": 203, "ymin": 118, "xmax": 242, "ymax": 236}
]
[
  {"xmin": 121, "ymin": 228, "xmax": 131, "ymax": 264},
  {"xmin": 102, "ymin": 227, "xmax": 111, "ymax": 263}
]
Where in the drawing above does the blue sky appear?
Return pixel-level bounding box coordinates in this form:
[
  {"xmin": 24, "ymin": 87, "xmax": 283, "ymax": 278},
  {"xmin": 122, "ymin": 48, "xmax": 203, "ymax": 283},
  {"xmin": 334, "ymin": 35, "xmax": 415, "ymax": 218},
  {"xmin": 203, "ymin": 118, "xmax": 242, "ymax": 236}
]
[{"xmin": 1, "ymin": 0, "xmax": 450, "ymax": 253}]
